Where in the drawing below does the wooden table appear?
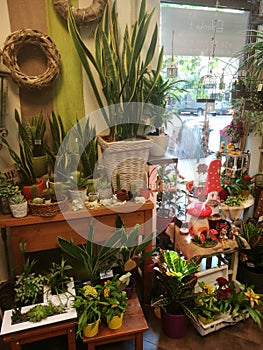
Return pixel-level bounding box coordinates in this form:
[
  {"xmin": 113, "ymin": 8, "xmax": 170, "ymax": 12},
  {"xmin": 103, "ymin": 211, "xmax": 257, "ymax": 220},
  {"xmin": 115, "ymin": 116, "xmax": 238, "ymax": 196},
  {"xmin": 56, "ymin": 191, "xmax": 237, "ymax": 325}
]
[
  {"xmin": 3, "ymin": 319, "xmax": 77, "ymax": 350},
  {"xmin": 0, "ymin": 201, "xmax": 154, "ymax": 302},
  {"xmin": 82, "ymin": 293, "xmax": 148, "ymax": 350}
]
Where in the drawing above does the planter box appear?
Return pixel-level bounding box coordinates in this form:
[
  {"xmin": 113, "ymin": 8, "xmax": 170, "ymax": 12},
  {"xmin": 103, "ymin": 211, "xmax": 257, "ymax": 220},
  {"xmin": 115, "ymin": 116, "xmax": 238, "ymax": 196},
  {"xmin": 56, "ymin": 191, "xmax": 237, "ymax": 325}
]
[
  {"xmin": 0, "ymin": 277, "xmax": 77, "ymax": 336},
  {"xmin": 193, "ymin": 310, "xmax": 250, "ymax": 336},
  {"xmin": 0, "ymin": 304, "xmax": 77, "ymax": 336}
]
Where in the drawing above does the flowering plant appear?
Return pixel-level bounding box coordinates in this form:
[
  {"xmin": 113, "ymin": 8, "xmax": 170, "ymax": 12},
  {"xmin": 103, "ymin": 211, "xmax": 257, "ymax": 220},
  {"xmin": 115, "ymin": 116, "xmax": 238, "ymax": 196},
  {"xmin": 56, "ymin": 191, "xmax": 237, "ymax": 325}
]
[
  {"xmin": 97, "ymin": 275, "xmax": 128, "ymax": 323},
  {"xmin": 195, "ymin": 277, "xmax": 263, "ymax": 327},
  {"xmin": 235, "ymin": 174, "xmax": 255, "ymax": 191},
  {"xmin": 73, "ymin": 284, "xmax": 101, "ymax": 338}
]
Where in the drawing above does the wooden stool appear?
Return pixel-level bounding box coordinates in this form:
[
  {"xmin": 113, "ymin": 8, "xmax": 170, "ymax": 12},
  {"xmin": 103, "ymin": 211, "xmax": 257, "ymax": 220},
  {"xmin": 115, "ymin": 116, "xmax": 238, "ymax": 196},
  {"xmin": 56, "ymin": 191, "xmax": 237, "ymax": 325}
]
[
  {"xmin": 83, "ymin": 293, "xmax": 148, "ymax": 350},
  {"xmin": 3, "ymin": 319, "xmax": 77, "ymax": 350}
]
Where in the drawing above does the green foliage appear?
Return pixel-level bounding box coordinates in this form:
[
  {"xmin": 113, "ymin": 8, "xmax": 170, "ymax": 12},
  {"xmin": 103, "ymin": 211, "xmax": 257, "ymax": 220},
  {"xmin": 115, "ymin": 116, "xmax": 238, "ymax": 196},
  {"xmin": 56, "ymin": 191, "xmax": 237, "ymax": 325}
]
[
  {"xmin": 151, "ymin": 249, "xmax": 199, "ymax": 323},
  {"xmin": 241, "ymin": 221, "xmax": 263, "ymax": 268},
  {"xmin": 1, "ymin": 110, "xmax": 37, "ymax": 186},
  {"xmin": 114, "ymin": 214, "xmax": 154, "ymax": 273},
  {"xmin": 225, "ymin": 195, "xmax": 242, "ymax": 207},
  {"xmin": 0, "ymin": 173, "xmax": 20, "ymax": 198},
  {"xmin": 45, "ymin": 258, "xmax": 72, "ymax": 295},
  {"xmin": 68, "ymin": 0, "xmax": 163, "ymax": 141},
  {"xmin": 57, "ymin": 224, "xmax": 120, "ymax": 283},
  {"xmin": 27, "ymin": 112, "xmax": 46, "ymax": 157},
  {"xmin": 9, "ymin": 193, "xmax": 26, "ymax": 205},
  {"xmin": 17, "ymin": 302, "xmax": 65, "ymax": 323}
]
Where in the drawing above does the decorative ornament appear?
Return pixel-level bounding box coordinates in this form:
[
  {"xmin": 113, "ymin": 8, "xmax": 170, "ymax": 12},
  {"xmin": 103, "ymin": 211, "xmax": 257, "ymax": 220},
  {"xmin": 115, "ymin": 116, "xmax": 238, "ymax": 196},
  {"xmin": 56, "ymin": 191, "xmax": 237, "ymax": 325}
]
[
  {"xmin": 53, "ymin": 0, "xmax": 107, "ymax": 25},
  {"xmin": 2, "ymin": 29, "xmax": 61, "ymax": 89}
]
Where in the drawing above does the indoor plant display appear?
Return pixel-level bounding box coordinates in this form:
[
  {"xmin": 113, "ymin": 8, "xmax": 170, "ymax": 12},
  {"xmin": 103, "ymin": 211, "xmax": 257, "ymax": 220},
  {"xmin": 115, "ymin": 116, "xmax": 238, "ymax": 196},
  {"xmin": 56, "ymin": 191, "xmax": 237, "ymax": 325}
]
[
  {"xmin": 194, "ymin": 277, "xmax": 263, "ymax": 329},
  {"xmin": 0, "ymin": 110, "xmax": 44, "ymax": 199},
  {"xmin": 9, "ymin": 193, "xmax": 27, "ymax": 218},
  {"xmin": 151, "ymin": 249, "xmax": 199, "ymax": 338}
]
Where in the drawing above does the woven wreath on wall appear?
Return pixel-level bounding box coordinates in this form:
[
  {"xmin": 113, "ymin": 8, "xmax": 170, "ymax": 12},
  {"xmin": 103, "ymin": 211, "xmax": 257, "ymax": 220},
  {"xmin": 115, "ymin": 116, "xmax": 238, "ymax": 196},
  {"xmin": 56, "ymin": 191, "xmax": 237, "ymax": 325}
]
[
  {"xmin": 2, "ymin": 28, "xmax": 61, "ymax": 90},
  {"xmin": 53, "ymin": 0, "xmax": 107, "ymax": 26}
]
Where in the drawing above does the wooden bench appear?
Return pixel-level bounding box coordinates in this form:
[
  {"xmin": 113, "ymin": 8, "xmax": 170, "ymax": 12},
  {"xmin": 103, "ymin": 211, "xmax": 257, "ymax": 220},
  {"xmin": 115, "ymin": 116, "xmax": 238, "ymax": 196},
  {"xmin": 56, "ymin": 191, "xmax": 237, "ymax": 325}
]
[{"xmin": 83, "ymin": 293, "xmax": 148, "ymax": 350}]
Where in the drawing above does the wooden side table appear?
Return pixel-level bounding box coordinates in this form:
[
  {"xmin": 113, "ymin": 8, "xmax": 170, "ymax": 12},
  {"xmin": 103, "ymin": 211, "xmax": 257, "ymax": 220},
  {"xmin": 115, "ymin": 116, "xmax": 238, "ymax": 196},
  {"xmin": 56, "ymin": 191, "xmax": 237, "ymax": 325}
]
[
  {"xmin": 3, "ymin": 319, "xmax": 77, "ymax": 350},
  {"xmin": 82, "ymin": 293, "xmax": 148, "ymax": 350}
]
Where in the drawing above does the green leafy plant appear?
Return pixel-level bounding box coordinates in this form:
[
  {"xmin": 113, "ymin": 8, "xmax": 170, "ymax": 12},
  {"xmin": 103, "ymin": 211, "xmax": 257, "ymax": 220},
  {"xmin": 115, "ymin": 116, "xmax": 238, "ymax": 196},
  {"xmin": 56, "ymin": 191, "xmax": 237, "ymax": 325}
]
[
  {"xmin": 151, "ymin": 249, "xmax": 199, "ymax": 323},
  {"xmin": 114, "ymin": 214, "xmax": 154, "ymax": 273},
  {"xmin": 240, "ymin": 221, "xmax": 263, "ymax": 268},
  {"xmin": 57, "ymin": 224, "xmax": 120, "ymax": 284},
  {"xmin": 225, "ymin": 195, "xmax": 242, "ymax": 207},
  {"xmin": 67, "ymin": 0, "xmax": 163, "ymax": 141},
  {"xmin": 45, "ymin": 258, "xmax": 72, "ymax": 295},
  {"xmin": 1, "ymin": 110, "xmax": 37, "ymax": 186},
  {"xmin": 0, "ymin": 173, "xmax": 20, "ymax": 198},
  {"xmin": 27, "ymin": 112, "xmax": 46, "ymax": 157}
]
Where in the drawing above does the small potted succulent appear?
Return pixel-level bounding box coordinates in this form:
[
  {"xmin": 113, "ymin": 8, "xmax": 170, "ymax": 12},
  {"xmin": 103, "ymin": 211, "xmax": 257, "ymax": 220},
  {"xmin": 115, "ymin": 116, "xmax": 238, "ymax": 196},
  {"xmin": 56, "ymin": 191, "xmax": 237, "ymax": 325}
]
[
  {"xmin": 9, "ymin": 193, "xmax": 28, "ymax": 218},
  {"xmin": 0, "ymin": 173, "xmax": 20, "ymax": 214}
]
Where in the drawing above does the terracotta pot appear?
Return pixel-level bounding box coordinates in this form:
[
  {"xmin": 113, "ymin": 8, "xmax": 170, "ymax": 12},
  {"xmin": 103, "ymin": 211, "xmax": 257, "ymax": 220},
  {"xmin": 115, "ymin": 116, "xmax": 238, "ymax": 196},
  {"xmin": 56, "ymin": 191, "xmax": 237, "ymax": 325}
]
[
  {"xmin": 115, "ymin": 190, "xmax": 127, "ymax": 202},
  {"xmin": 21, "ymin": 178, "xmax": 45, "ymax": 200}
]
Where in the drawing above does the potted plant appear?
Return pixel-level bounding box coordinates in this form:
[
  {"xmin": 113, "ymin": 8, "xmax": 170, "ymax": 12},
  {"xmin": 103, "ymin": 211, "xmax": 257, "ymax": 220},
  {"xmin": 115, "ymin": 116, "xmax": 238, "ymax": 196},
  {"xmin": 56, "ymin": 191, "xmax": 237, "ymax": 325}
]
[
  {"xmin": 97, "ymin": 275, "xmax": 128, "ymax": 329},
  {"xmin": 67, "ymin": 0, "xmax": 163, "ymax": 189},
  {"xmin": 144, "ymin": 70, "xmax": 183, "ymax": 157},
  {"xmin": 0, "ymin": 110, "xmax": 45, "ymax": 199},
  {"xmin": 114, "ymin": 214, "xmax": 154, "ymax": 298},
  {"xmin": 0, "ymin": 173, "xmax": 20, "ymax": 214},
  {"xmin": 72, "ymin": 284, "xmax": 101, "ymax": 338},
  {"xmin": 9, "ymin": 193, "xmax": 28, "ymax": 218},
  {"xmin": 238, "ymin": 219, "xmax": 263, "ymax": 291},
  {"xmin": 57, "ymin": 223, "xmax": 120, "ymax": 284},
  {"xmin": 151, "ymin": 249, "xmax": 199, "ymax": 338},
  {"xmin": 194, "ymin": 276, "xmax": 263, "ymax": 332}
]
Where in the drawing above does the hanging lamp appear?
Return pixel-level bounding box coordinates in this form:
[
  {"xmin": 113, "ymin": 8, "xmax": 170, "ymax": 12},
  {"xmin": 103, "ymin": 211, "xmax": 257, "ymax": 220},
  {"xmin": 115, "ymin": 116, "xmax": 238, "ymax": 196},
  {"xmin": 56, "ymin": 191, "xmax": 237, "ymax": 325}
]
[{"xmin": 167, "ymin": 30, "xmax": 178, "ymax": 78}]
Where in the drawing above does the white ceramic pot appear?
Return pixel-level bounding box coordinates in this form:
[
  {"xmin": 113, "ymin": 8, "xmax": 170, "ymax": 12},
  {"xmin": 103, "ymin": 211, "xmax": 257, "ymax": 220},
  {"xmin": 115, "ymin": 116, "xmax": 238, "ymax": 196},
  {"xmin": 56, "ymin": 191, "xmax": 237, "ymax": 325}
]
[
  {"xmin": 9, "ymin": 201, "xmax": 28, "ymax": 218},
  {"xmin": 149, "ymin": 134, "xmax": 169, "ymax": 157}
]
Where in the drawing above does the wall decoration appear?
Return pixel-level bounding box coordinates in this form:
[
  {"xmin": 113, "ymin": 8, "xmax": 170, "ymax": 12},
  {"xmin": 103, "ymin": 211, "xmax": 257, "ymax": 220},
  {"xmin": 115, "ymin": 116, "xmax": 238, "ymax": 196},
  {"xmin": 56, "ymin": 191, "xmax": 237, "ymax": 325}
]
[
  {"xmin": 2, "ymin": 29, "xmax": 61, "ymax": 90},
  {"xmin": 53, "ymin": 0, "xmax": 107, "ymax": 25}
]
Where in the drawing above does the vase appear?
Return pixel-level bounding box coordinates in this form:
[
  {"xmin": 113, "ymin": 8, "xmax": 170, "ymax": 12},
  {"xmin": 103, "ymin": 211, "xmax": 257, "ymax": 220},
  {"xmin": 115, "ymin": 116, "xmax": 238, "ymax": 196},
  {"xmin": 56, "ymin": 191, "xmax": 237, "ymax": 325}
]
[
  {"xmin": 21, "ymin": 178, "xmax": 45, "ymax": 200},
  {"xmin": 107, "ymin": 313, "xmax": 124, "ymax": 329},
  {"xmin": 124, "ymin": 278, "xmax": 136, "ymax": 299},
  {"xmin": 161, "ymin": 307, "xmax": 187, "ymax": 339},
  {"xmin": 9, "ymin": 201, "xmax": 28, "ymax": 218},
  {"xmin": 83, "ymin": 319, "xmax": 100, "ymax": 337}
]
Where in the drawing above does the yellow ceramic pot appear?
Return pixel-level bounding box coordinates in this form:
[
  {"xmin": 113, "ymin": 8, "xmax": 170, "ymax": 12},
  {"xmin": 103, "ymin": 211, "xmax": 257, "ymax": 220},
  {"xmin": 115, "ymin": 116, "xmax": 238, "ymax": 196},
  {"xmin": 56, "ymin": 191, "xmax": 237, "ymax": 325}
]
[
  {"xmin": 83, "ymin": 319, "xmax": 100, "ymax": 337},
  {"xmin": 107, "ymin": 313, "xmax": 124, "ymax": 330}
]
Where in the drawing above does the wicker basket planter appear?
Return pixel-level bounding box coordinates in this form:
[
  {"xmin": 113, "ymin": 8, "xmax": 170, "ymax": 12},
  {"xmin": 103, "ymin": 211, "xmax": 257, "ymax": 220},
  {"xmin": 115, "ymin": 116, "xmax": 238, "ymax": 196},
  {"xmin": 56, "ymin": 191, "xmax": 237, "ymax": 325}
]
[
  {"xmin": 98, "ymin": 136, "xmax": 152, "ymax": 191},
  {"xmin": 28, "ymin": 195, "xmax": 68, "ymax": 217}
]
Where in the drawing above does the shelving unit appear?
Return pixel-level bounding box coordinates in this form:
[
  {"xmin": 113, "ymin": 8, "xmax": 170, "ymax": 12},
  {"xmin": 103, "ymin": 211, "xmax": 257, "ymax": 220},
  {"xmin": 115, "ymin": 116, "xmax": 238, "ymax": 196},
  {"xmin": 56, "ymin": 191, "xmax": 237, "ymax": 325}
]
[{"xmin": 221, "ymin": 152, "xmax": 250, "ymax": 177}]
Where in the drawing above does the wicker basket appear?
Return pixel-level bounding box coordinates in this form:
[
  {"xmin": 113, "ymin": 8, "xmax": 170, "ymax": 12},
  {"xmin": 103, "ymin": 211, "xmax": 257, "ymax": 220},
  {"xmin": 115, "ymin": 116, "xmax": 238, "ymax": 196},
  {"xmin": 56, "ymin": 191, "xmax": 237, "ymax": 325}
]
[
  {"xmin": 98, "ymin": 136, "xmax": 152, "ymax": 191},
  {"xmin": 28, "ymin": 196, "xmax": 68, "ymax": 217}
]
